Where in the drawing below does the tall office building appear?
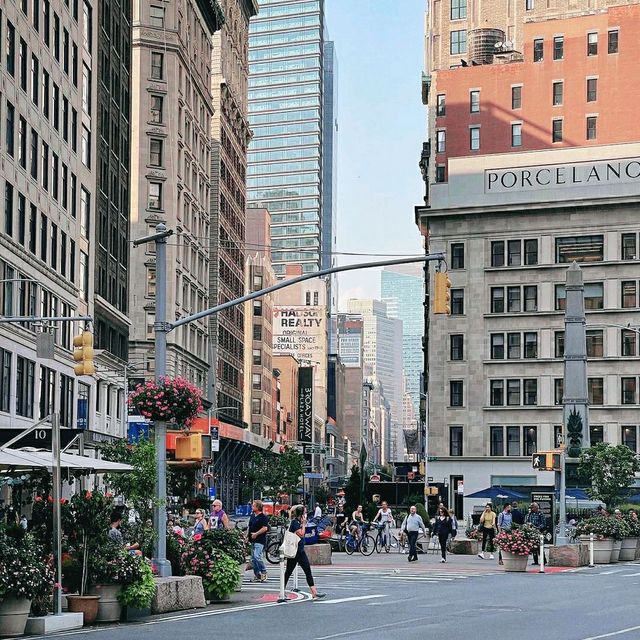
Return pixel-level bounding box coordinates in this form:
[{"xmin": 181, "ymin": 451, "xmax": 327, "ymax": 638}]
[
  {"xmin": 129, "ymin": 0, "xmax": 223, "ymax": 393},
  {"xmin": 417, "ymin": 0, "xmax": 640, "ymax": 509},
  {"xmin": 209, "ymin": 0, "xmax": 258, "ymax": 425},
  {"xmin": 0, "ymin": 0, "xmax": 131, "ymax": 444},
  {"xmin": 247, "ymin": 0, "xmax": 336, "ymax": 278},
  {"xmin": 381, "ymin": 264, "xmax": 424, "ymax": 414}
]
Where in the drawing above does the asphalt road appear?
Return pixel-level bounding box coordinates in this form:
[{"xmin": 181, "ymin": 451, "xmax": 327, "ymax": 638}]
[{"xmin": 31, "ymin": 560, "xmax": 640, "ymax": 640}]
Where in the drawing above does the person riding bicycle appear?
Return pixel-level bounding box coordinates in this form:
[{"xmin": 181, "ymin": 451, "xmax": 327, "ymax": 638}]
[
  {"xmin": 373, "ymin": 501, "xmax": 395, "ymax": 547},
  {"xmin": 350, "ymin": 505, "xmax": 365, "ymax": 539}
]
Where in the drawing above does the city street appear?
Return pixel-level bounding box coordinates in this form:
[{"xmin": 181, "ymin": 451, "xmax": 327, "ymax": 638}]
[{"xmin": 27, "ymin": 554, "xmax": 640, "ymax": 640}]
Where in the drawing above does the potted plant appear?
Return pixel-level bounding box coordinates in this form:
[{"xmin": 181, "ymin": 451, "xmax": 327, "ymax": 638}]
[
  {"xmin": 196, "ymin": 528, "xmax": 247, "ymax": 591},
  {"xmin": 620, "ymin": 514, "xmax": 640, "ymax": 561},
  {"xmin": 0, "ymin": 526, "xmax": 54, "ymax": 637},
  {"xmin": 610, "ymin": 517, "xmax": 629, "ymax": 563},
  {"xmin": 576, "ymin": 516, "xmax": 616, "ymax": 564},
  {"xmin": 118, "ymin": 559, "xmax": 156, "ymax": 621},
  {"xmin": 494, "ymin": 524, "xmax": 540, "ymax": 572},
  {"xmin": 64, "ymin": 491, "xmax": 113, "ymax": 624}
]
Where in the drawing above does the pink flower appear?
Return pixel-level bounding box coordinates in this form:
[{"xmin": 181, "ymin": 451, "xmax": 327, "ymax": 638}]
[{"xmin": 193, "ymin": 533, "xmax": 202, "ymax": 542}]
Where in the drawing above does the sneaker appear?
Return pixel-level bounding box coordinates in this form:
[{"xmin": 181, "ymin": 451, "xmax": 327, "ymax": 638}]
[
  {"xmin": 489, "ymin": 554, "xmax": 495, "ymax": 559},
  {"xmin": 478, "ymin": 552, "xmax": 484, "ymax": 559},
  {"xmin": 249, "ymin": 576, "xmax": 262, "ymax": 583},
  {"xmin": 440, "ymin": 558, "xmax": 446, "ymax": 563},
  {"xmin": 260, "ymin": 573, "xmax": 268, "ymax": 582},
  {"xmin": 313, "ymin": 593, "xmax": 327, "ymax": 600},
  {"xmin": 499, "ymin": 560, "xmax": 504, "ymax": 565}
]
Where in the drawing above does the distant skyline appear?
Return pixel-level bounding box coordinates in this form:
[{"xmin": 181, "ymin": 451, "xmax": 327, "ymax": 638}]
[{"xmin": 326, "ymin": 0, "xmax": 426, "ymax": 309}]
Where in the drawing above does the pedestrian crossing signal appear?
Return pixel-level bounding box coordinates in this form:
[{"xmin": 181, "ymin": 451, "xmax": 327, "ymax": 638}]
[
  {"xmin": 73, "ymin": 330, "xmax": 95, "ymax": 376},
  {"xmin": 532, "ymin": 452, "xmax": 561, "ymax": 471}
]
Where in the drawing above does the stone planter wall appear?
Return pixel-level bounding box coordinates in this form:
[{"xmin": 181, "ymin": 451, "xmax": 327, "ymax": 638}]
[
  {"xmin": 619, "ymin": 538, "xmax": 638, "ymax": 561},
  {"xmin": 305, "ymin": 543, "xmax": 332, "ymax": 566},
  {"xmin": 449, "ymin": 538, "xmax": 479, "ymax": 555},
  {"xmin": 548, "ymin": 543, "xmax": 589, "ymax": 567},
  {"xmin": 152, "ymin": 576, "xmax": 206, "ymax": 614},
  {"xmin": 611, "ymin": 539, "xmax": 622, "ymax": 563}
]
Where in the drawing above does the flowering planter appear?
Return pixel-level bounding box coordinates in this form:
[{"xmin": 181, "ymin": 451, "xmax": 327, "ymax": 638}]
[
  {"xmin": 610, "ymin": 539, "xmax": 622, "ymax": 563},
  {"xmin": 89, "ymin": 585, "xmax": 122, "ymax": 622},
  {"xmin": 579, "ymin": 536, "xmax": 613, "ymax": 564},
  {"xmin": 66, "ymin": 595, "xmax": 101, "ymax": 625},
  {"xmin": 619, "ymin": 538, "xmax": 638, "ymax": 562},
  {"xmin": 500, "ymin": 551, "xmax": 528, "ymax": 572},
  {"xmin": 0, "ymin": 597, "xmax": 32, "ymax": 637}
]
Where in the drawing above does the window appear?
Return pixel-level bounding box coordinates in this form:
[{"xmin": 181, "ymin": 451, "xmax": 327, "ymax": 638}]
[
  {"xmin": 524, "ymin": 426, "xmax": 537, "ymax": 455},
  {"xmin": 29, "ymin": 205, "xmax": 36, "ymax": 254},
  {"xmin": 507, "ymin": 286, "xmax": 521, "ymax": 312},
  {"xmin": 511, "ymin": 123, "xmax": 522, "ymax": 147},
  {"xmin": 524, "ymin": 286, "xmax": 537, "ymax": 312},
  {"xmin": 553, "ymin": 36, "xmax": 564, "ymax": 60},
  {"xmin": 586, "ymin": 116, "xmax": 597, "ymax": 140},
  {"xmin": 79, "ymin": 250, "xmax": 88, "ymax": 300},
  {"xmin": 622, "ymin": 233, "xmax": 636, "ymax": 260},
  {"xmin": 511, "ymin": 86, "xmax": 522, "ymax": 109},
  {"xmin": 622, "ymin": 281, "xmax": 637, "ymax": 308},
  {"xmin": 507, "ymin": 379, "xmax": 521, "ymax": 406},
  {"xmin": 491, "ymin": 334, "xmax": 505, "ymax": 359},
  {"xmin": 552, "ymin": 81, "xmax": 563, "ymax": 106},
  {"xmin": 38, "ymin": 366, "xmax": 55, "ymax": 418},
  {"xmin": 436, "ymin": 130, "xmax": 446, "ymax": 153},
  {"xmin": 4, "ymin": 183, "xmax": 14, "ymax": 237},
  {"xmin": 556, "ymin": 235, "xmax": 603, "ymax": 263},
  {"xmin": 490, "ymin": 380, "xmax": 504, "ymax": 406},
  {"xmin": 435, "ymin": 165, "xmax": 446, "ymax": 183},
  {"xmin": 50, "ymin": 223, "xmax": 57, "ymax": 269},
  {"xmin": 40, "ymin": 213, "xmax": 48, "ymax": 262},
  {"xmin": 590, "ymin": 425, "xmax": 604, "ymax": 444},
  {"xmin": 507, "ymin": 426, "xmax": 520, "ymax": 456},
  {"xmin": 450, "ymin": 30, "xmax": 467, "ymax": 55},
  {"xmin": 151, "ymin": 52, "xmax": 164, "ymax": 79},
  {"xmin": 450, "ymin": 0, "xmax": 467, "ymax": 20},
  {"xmin": 470, "ymin": 127, "xmax": 480, "ymax": 151},
  {"xmin": 252, "ymin": 324, "xmax": 262, "ymax": 340},
  {"xmin": 19, "ymin": 38, "xmax": 27, "ymax": 91},
  {"xmin": 18, "ymin": 194, "xmax": 26, "ymax": 245},
  {"xmin": 450, "ymin": 334, "xmax": 464, "ymax": 360},
  {"xmin": 251, "ymin": 399, "xmax": 261, "ymax": 415},
  {"xmin": 253, "ymin": 300, "xmax": 263, "ymax": 316},
  {"xmin": 41, "ymin": 142, "xmax": 49, "ymax": 190},
  {"xmin": 588, "ymin": 378, "xmax": 603, "ymax": 405},
  {"xmin": 82, "ymin": 1, "xmax": 91, "ymax": 52},
  {"xmin": 508, "ymin": 239, "xmax": 521, "ymax": 266},
  {"xmin": 587, "ymin": 32, "xmax": 598, "ymax": 56},
  {"xmin": 51, "ymin": 153, "xmax": 59, "ymax": 200},
  {"xmin": 43, "ymin": 0, "xmax": 50, "ymax": 44},
  {"xmin": 149, "ymin": 5, "xmax": 164, "ymax": 27},
  {"xmin": 507, "ymin": 333, "xmax": 521, "ymax": 359},
  {"xmin": 622, "ymin": 377, "xmax": 637, "ymax": 405},
  {"xmin": 524, "ymin": 332, "xmax": 537, "ymax": 359},
  {"xmin": 18, "ymin": 116, "xmax": 27, "ymax": 168},
  {"xmin": 0, "ymin": 348, "xmax": 12, "ymax": 413},
  {"xmin": 252, "ymin": 374, "xmax": 261, "ymax": 390},
  {"xmin": 59, "ymin": 374, "xmax": 73, "ymax": 427},
  {"xmin": 450, "ymin": 381, "xmax": 463, "ymax": 407},
  {"xmin": 491, "ymin": 240, "xmax": 505, "ymax": 267},
  {"xmin": 451, "ymin": 289, "xmax": 464, "ymax": 315},
  {"xmin": 470, "ymin": 90, "xmax": 480, "ymax": 113},
  {"xmin": 533, "ymin": 38, "xmax": 544, "ymax": 62},
  {"xmin": 622, "ymin": 426, "xmax": 637, "ymax": 452},
  {"xmin": 16, "ymin": 356, "xmax": 34, "ymax": 418},
  {"xmin": 149, "ymin": 138, "xmax": 163, "ymax": 166},
  {"xmin": 252, "ymin": 348, "xmax": 261, "ymax": 365},
  {"xmin": 63, "ymin": 28, "xmax": 69, "ymax": 73},
  {"xmin": 436, "ymin": 94, "xmax": 446, "ymax": 117},
  {"xmin": 150, "ymin": 95, "xmax": 163, "ymax": 123},
  {"xmin": 526, "ymin": 0, "xmax": 534, "ymax": 9},
  {"xmin": 451, "ymin": 243, "xmax": 464, "ymax": 269},
  {"xmin": 554, "ymin": 378, "xmax": 564, "ymax": 405},
  {"xmin": 622, "ymin": 330, "xmax": 637, "ymax": 357},
  {"xmin": 523, "ymin": 379, "xmax": 537, "ymax": 405},
  {"xmin": 82, "ymin": 63, "xmax": 91, "ymax": 112},
  {"xmin": 81, "ymin": 126, "xmax": 90, "ymax": 166},
  {"xmin": 552, "ymin": 119, "xmax": 563, "ymax": 143},
  {"xmin": 80, "ymin": 186, "xmax": 90, "ymax": 237},
  {"xmin": 491, "ymin": 287, "xmax": 505, "ymax": 313},
  {"xmin": 587, "ymin": 77, "xmax": 598, "ymax": 100},
  {"xmin": 554, "ymin": 426, "xmax": 564, "ymax": 448},
  {"xmin": 490, "ymin": 427, "xmax": 504, "ymax": 456},
  {"xmin": 31, "ymin": 55, "xmax": 39, "ymax": 105},
  {"xmin": 608, "ymin": 29, "xmax": 619, "ymax": 54},
  {"xmin": 586, "ymin": 330, "xmax": 603, "ymax": 357},
  {"xmin": 450, "ymin": 426, "xmax": 463, "ymax": 456},
  {"xmin": 524, "ymin": 239, "xmax": 538, "ymax": 265},
  {"xmin": 556, "ymin": 283, "xmax": 603, "ymax": 310}
]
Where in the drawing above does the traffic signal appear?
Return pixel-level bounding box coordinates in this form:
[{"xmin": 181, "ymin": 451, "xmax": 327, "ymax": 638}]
[
  {"xmin": 73, "ymin": 330, "xmax": 95, "ymax": 376},
  {"xmin": 433, "ymin": 271, "xmax": 451, "ymax": 314},
  {"xmin": 532, "ymin": 452, "xmax": 561, "ymax": 471}
]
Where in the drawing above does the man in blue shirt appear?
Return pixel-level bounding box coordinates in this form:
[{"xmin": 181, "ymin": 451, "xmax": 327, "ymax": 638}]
[{"xmin": 248, "ymin": 500, "xmax": 270, "ymax": 582}]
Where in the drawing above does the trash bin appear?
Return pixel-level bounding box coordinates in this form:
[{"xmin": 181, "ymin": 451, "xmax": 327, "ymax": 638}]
[{"xmin": 304, "ymin": 524, "xmax": 319, "ymax": 545}]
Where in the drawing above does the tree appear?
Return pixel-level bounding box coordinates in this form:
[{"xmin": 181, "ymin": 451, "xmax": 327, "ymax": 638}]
[
  {"xmin": 344, "ymin": 465, "xmax": 361, "ymax": 513},
  {"xmin": 245, "ymin": 446, "xmax": 304, "ymax": 499},
  {"xmin": 578, "ymin": 443, "xmax": 640, "ymax": 508}
]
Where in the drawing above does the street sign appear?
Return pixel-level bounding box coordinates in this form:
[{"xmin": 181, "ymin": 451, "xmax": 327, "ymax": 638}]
[
  {"xmin": 457, "ymin": 480, "xmax": 464, "ymax": 495},
  {"xmin": 531, "ymin": 492, "xmax": 555, "ymax": 545},
  {"xmin": 211, "ymin": 426, "xmax": 220, "ymax": 452},
  {"xmin": 0, "ymin": 428, "xmax": 78, "ymax": 449},
  {"xmin": 305, "ymin": 445, "xmax": 327, "ymax": 455},
  {"xmin": 532, "ymin": 452, "xmax": 561, "ymax": 471},
  {"xmin": 208, "ymin": 487, "xmax": 216, "ymax": 499}
]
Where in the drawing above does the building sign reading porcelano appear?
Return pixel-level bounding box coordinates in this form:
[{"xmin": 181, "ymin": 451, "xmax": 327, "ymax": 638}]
[{"xmin": 485, "ymin": 158, "xmax": 640, "ymax": 193}]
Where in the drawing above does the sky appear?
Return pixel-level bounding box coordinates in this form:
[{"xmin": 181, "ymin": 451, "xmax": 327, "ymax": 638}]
[{"xmin": 325, "ymin": 0, "xmax": 426, "ymax": 310}]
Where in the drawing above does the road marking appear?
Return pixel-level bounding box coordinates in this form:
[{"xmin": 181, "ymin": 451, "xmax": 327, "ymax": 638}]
[
  {"xmin": 315, "ymin": 615, "xmax": 435, "ymax": 639},
  {"xmin": 316, "ymin": 594, "xmax": 385, "ymax": 604},
  {"xmin": 622, "ymin": 572, "xmax": 640, "ymax": 577},
  {"xmin": 599, "ymin": 569, "xmax": 626, "ymax": 575},
  {"xmin": 581, "ymin": 625, "xmax": 640, "ymax": 639}
]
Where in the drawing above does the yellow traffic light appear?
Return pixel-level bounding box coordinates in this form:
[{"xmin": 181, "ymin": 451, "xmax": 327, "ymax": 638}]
[
  {"xmin": 433, "ymin": 271, "xmax": 451, "ymax": 315},
  {"xmin": 73, "ymin": 330, "xmax": 95, "ymax": 376}
]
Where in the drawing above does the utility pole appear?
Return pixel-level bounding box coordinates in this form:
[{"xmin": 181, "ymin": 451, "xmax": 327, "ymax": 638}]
[{"xmin": 134, "ymin": 222, "xmax": 446, "ymax": 574}]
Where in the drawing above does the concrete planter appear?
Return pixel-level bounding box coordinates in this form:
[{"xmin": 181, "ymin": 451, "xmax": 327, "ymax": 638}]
[
  {"xmin": 0, "ymin": 596, "xmax": 31, "ymax": 637},
  {"xmin": 501, "ymin": 551, "xmax": 528, "ymax": 572},
  {"xmin": 635, "ymin": 538, "xmax": 640, "ymax": 560},
  {"xmin": 619, "ymin": 538, "xmax": 638, "ymax": 561},
  {"xmin": 580, "ymin": 536, "xmax": 613, "ymax": 564},
  {"xmin": 449, "ymin": 538, "xmax": 479, "ymax": 555},
  {"xmin": 89, "ymin": 584, "xmax": 122, "ymax": 622},
  {"xmin": 610, "ymin": 539, "xmax": 622, "ymax": 563}
]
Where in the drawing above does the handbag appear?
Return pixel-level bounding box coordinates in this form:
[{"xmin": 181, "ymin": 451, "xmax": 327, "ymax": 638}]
[{"xmin": 281, "ymin": 530, "xmax": 300, "ymax": 559}]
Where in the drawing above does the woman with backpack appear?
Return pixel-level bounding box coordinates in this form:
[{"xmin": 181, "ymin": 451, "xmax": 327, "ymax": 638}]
[{"xmin": 433, "ymin": 505, "xmax": 453, "ymax": 563}]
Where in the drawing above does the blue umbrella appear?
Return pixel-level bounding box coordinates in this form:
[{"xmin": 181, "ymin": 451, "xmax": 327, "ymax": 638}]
[{"xmin": 465, "ymin": 486, "xmax": 526, "ymax": 500}]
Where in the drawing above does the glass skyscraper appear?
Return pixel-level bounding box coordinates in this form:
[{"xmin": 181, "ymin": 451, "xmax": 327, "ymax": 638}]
[{"xmin": 247, "ymin": 0, "xmax": 335, "ymax": 277}]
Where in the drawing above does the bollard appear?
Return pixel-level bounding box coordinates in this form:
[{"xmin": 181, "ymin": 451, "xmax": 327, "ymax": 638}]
[
  {"xmin": 539, "ymin": 535, "xmax": 545, "ymax": 573},
  {"xmin": 589, "ymin": 532, "xmax": 595, "ymax": 567},
  {"xmin": 293, "ymin": 564, "xmax": 300, "ymax": 592},
  {"xmin": 277, "ymin": 549, "xmax": 287, "ymax": 603}
]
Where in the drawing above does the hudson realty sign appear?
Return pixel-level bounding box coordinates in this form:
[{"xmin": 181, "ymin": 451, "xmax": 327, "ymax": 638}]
[
  {"xmin": 485, "ymin": 157, "xmax": 640, "ymax": 193},
  {"xmin": 273, "ymin": 306, "xmax": 326, "ymax": 359}
]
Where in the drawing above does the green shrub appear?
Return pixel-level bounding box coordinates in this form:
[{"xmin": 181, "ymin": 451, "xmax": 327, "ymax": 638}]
[
  {"xmin": 118, "ymin": 560, "xmax": 155, "ymax": 610},
  {"xmin": 202, "ymin": 550, "xmax": 239, "ymax": 601}
]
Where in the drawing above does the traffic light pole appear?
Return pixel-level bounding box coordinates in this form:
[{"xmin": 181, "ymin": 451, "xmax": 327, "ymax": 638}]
[{"xmin": 556, "ymin": 449, "xmax": 568, "ymax": 546}]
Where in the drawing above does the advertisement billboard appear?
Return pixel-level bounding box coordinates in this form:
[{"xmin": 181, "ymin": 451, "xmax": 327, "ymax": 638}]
[
  {"xmin": 273, "ymin": 306, "xmax": 327, "ymax": 361},
  {"xmin": 297, "ymin": 366, "xmax": 314, "ymax": 468}
]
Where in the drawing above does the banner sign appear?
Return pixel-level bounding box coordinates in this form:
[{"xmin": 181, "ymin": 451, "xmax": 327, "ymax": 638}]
[{"xmin": 298, "ymin": 367, "xmax": 313, "ymax": 468}]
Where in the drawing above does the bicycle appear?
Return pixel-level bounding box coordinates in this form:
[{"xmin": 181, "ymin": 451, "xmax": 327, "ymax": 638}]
[
  {"xmin": 344, "ymin": 523, "xmax": 375, "ymax": 556},
  {"xmin": 372, "ymin": 522, "xmax": 394, "ymax": 553},
  {"xmin": 265, "ymin": 525, "xmax": 286, "ymax": 565}
]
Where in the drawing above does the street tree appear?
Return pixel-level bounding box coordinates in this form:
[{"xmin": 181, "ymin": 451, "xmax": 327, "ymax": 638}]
[
  {"xmin": 246, "ymin": 446, "xmax": 304, "ymax": 499},
  {"xmin": 578, "ymin": 443, "xmax": 640, "ymax": 508}
]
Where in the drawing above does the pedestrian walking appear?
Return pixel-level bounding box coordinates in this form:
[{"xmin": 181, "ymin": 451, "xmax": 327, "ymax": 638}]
[
  {"xmin": 248, "ymin": 500, "xmax": 270, "ymax": 582},
  {"xmin": 497, "ymin": 503, "xmax": 513, "ymax": 565},
  {"xmin": 433, "ymin": 506, "xmax": 453, "ymax": 563},
  {"xmin": 401, "ymin": 505, "xmax": 427, "ymax": 562},
  {"xmin": 209, "ymin": 499, "xmax": 230, "ymax": 530},
  {"xmin": 192, "ymin": 508, "xmax": 209, "ymax": 536},
  {"xmin": 511, "ymin": 501, "xmax": 525, "ymax": 525},
  {"xmin": 525, "ymin": 502, "xmax": 547, "ymax": 565},
  {"xmin": 284, "ymin": 505, "xmax": 326, "ymax": 599},
  {"xmin": 478, "ymin": 503, "xmax": 497, "ymax": 559}
]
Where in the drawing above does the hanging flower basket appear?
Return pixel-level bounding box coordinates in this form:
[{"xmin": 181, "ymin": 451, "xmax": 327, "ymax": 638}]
[{"xmin": 128, "ymin": 377, "xmax": 203, "ymax": 427}]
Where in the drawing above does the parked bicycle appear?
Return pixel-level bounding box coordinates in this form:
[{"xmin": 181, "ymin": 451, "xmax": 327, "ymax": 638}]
[{"xmin": 265, "ymin": 524, "xmax": 287, "ymax": 564}]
